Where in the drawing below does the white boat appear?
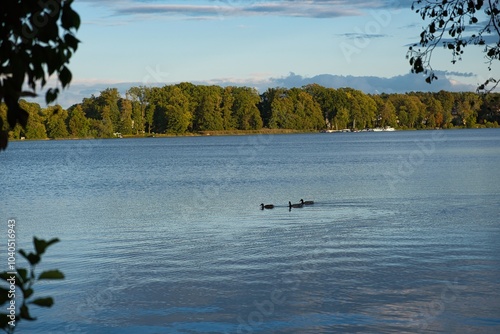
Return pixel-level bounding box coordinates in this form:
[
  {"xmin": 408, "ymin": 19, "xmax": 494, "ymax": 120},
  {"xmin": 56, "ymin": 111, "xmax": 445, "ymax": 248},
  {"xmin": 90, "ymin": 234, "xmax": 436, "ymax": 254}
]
[{"xmin": 373, "ymin": 126, "xmax": 395, "ymax": 132}]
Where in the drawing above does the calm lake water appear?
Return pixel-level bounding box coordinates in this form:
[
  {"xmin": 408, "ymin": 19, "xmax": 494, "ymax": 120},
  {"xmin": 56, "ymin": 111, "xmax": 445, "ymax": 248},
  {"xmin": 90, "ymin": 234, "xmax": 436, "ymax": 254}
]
[{"xmin": 2, "ymin": 129, "xmax": 500, "ymax": 333}]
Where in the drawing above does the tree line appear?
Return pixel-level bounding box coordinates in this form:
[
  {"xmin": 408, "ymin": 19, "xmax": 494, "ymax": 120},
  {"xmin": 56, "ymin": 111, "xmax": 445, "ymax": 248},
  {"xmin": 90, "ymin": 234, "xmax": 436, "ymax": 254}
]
[{"xmin": 1, "ymin": 83, "xmax": 500, "ymax": 140}]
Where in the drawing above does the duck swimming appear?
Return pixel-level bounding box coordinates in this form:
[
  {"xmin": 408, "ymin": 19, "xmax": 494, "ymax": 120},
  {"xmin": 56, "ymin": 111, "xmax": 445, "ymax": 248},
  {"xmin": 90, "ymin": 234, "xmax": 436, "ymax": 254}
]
[
  {"xmin": 289, "ymin": 201, "xmax": 303, "ymax": 209},
  {"xmin": 260, "ymin": 203, "xmax": 274, "ymax": 209},
  {"xmin": 300, "ymin": 199, "xmax": 314, "ymax": 205}
]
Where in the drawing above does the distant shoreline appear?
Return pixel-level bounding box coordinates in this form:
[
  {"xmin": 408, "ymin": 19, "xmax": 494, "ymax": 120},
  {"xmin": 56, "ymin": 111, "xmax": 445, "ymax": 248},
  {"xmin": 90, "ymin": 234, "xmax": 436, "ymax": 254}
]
[{"xmin": 10, "ymin": 127, "xmax": 499, "ymax": 143}]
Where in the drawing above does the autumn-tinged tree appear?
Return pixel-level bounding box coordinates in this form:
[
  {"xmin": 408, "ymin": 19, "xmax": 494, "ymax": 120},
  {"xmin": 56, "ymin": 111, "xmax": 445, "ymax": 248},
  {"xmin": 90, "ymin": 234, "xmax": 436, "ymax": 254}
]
[
  {"xmin": 435, "ymin": 90, "xmax": 455, "ymax": 127},
  {"xmin": 421, "ymin": 94, "xmax": 445, "ymax": 128}
]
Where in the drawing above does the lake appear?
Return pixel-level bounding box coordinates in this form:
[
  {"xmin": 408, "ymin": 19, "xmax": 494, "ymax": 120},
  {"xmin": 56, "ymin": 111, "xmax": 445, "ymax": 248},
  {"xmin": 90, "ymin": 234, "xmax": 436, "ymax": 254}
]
[{"xmin": 1, "ymin": 129, "xmax": 500, "ymax": 333}]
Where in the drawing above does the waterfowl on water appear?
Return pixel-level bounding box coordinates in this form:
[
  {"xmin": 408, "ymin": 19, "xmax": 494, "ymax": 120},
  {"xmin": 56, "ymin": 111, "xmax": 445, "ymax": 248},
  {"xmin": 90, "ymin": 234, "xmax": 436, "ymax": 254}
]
[
  {"xmin": 260, "ymin": 203, "xmax": 274, "ymax": 209},
  {"xmin": 289, "ymin": 201, "xmax": 303, "ymax": 208},
  {"xmin": 300, "ymin": 199, "xmax": 314, "ymax": 205}
]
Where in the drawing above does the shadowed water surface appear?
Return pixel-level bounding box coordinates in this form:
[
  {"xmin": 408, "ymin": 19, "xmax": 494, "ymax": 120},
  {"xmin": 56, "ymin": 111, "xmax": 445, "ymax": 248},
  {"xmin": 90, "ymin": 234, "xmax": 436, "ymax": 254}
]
[{"xmin": 1, "ymin": 129, "xmax": 500, "ymax": 333}]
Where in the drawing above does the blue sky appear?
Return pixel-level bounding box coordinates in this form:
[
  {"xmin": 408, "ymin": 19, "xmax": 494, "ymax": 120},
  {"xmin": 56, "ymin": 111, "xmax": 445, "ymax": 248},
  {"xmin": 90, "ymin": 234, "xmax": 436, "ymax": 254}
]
[{"xmin": 39, "ymin": 0, "xmax": 495, "ymax": 107}]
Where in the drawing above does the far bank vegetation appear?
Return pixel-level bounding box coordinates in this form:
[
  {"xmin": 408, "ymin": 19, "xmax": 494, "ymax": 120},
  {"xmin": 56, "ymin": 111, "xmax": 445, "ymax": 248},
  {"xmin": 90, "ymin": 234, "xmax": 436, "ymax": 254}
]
[{"xmin": 1, "ymin": 83, "xmax": 499, "ymax": 140}]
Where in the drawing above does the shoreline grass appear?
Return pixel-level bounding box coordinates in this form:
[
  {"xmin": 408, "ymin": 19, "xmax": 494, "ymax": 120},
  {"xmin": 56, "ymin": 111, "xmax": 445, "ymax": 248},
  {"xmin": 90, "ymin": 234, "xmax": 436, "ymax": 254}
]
[{"xmin": 8, "ymin": 126, "xmax": 499, "ymax": 143}]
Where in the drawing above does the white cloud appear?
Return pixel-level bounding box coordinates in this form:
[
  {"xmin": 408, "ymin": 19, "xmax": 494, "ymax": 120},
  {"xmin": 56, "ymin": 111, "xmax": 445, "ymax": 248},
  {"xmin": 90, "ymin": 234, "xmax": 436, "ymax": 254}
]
[
  {"xmin": 24, "ymin": 71, "xmax": 480, "ymax": 109},
  {"xmin": 78, "ymin": 0, "xmax": 408, "ymax": 19}
]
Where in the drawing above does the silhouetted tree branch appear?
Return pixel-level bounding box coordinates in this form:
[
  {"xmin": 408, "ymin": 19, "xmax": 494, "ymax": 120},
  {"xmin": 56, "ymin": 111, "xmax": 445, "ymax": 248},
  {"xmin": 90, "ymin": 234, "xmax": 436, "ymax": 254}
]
[
  {"xmin": 407, "ymin": 0, "xmax": 500, "ymax": 93},
  {"xmin": 0, "ymin": 0, "xmax": 80, "ymax": 150}
]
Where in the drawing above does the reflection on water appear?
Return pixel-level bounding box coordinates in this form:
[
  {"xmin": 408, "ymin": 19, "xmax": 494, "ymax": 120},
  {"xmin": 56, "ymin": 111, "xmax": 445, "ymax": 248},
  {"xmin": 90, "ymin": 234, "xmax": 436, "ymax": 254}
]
[{"xmin": 1, "ymin": 129, "xmax": 500, "ymax": 333}]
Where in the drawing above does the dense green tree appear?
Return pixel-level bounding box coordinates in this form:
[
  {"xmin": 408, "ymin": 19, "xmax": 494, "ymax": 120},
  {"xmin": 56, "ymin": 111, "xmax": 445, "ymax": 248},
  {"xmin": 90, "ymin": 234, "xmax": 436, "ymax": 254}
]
[
  {"xmin": 339, "ymin": 88, "xmax": 364, "ymax": 129},
  {"xmin": 434, "ymin": 90, "xmax": 455, "ymax": 128},
  {"xmin": 193, "ymin": 86, "xmax": 224, "ymax": 131},
  {"xmin": 98, "ymin": 88, "xmax": 121, "ymax": 130},
  {"xmin": 356, "ymin": 92, "xmax": 377, "ymax": 129},
  {"xmin": 291, "ymin": 89, "xmax": 325, "ymax": 130},
  {"xmin": 221, "ymin": 87, "xmax": 236, "ymax": 130},
  {"xmin": 68, "ymin": 105, "xmax": 90, "ymax": 137},
  {"xmin": 453, "ymin": 92, "xmax": 482, "ymax": 127},
  {"xmin": 260, "ymin": 88, "xmax": 282, "ymax": 128},
  {"xmin": 18, "ymin": 101, "xmax": 47, "ymax": 139},
  {"xmin": 80, "ymin": 95, "xmax": 100, "ymax": 120},
  {"xmin": 4, "ymin": 84, "xmax": 496, "ymax": 141},
  {"xmin": 390, "ymin": 94, "xmax": 425, "ymax": 129},
  {"xmin": 231, "ymin": 87, "xmax": 262, "ymax": 130},
  {"xmin": 267, "ymin": 88, "xmax": 296, "ymax": 129},
  {"xmin": 127, "ymin": 86, "xmax": 148, "ymax": 134},
  {"xmin": 45, "ymin": 106, "xmax": 69, "ymax": 138},
  {"xmin": 380, "ymin": 100, "xmax": 398, "ymax": 128},
  {"xmin": 303, "ymin": 84, "xmax": 336, "ymax": 128},
  {"xmin": 89, "ymin": 117, "xmax": 114, "ymax": 138},
  {"xmin": 118, "ymin": 98, "xmax": 133, "ymax": 135},
  {"xmin": 478, "ymin": 93, "xmax": 500, "ymax": 124},
  {"xmin": 333, "ymin": 107, "xmax": 350, "ymax": 130},
  {"xmin": 162, "ymin": 86, "xmax": 192, "ymax": 134}
]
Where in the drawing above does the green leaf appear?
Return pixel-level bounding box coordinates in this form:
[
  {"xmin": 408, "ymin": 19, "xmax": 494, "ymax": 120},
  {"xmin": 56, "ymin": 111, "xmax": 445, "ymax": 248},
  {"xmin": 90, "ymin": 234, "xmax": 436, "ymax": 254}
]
[
  {"xmin": 64, "ymin": 33, "xmax": 80, "ymax": 51},
  {"xmin": 24, "ymin": 288, "xmax": 34, "ymax": 299},
  {"xmin": 59, "ymin": 66, "xmax": 72, "ymax": 88},
  {"xmin": 20, "ymin": 304, "xmax": 36, "ymax": 321},
  {"xmin": 30, "ymin": 297, "xmax": 54, "ymax": 307},
  {"xmin": 46, "ymin": 238, "xmax": 60, "ymax": 249},
  {"xmin": 19, "ymin": 250, "xmax": 40, "ymax": 266},
  {"xmin": 0, "ymin": 312, "xmax": 14, "ymax": 329},
  {"xmin": 61, "ymin": 5, "xmax": 81, "ymax": 30},
  {"xmin": 0, "ymin": 287, "xmax": 9, "ymax": 305},
  {"xmin": 46, "ymin": 88, "xmax": 60, "ymax": 104},
  {"xmin": 38, "ymin": 270, "xmax": 64, "ymax": 280},
  {"xmin": 18, "ymin": 268, "xmax": 28, "ymax": 283},
  {"xmin": 0, "ymin": 272, "xmax": 12, "ymax": 281},
  {"xmin": 34, "ymin": 237, "xmax": 48, "ymax": 255}
]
